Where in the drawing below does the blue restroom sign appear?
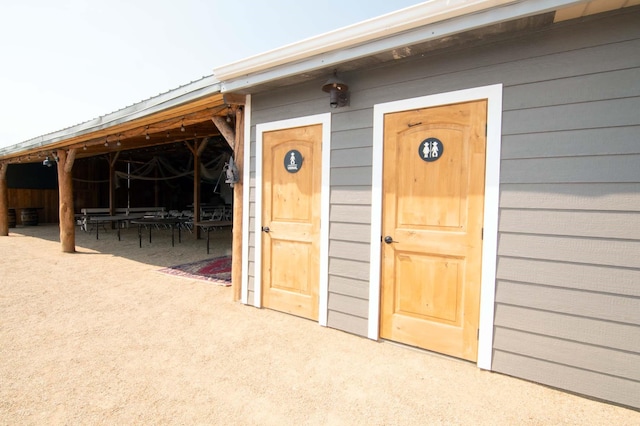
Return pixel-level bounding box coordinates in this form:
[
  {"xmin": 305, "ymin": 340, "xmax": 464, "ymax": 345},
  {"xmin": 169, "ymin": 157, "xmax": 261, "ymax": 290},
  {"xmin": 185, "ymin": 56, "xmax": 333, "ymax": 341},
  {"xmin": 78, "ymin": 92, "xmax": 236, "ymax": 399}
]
[
  {"xmin": 285, "ymin": 149, "xmax": 303, "ymax": 173},
  {"xmin": 419, "ymin": 138, "xmax": 444, "ymax": 162}
]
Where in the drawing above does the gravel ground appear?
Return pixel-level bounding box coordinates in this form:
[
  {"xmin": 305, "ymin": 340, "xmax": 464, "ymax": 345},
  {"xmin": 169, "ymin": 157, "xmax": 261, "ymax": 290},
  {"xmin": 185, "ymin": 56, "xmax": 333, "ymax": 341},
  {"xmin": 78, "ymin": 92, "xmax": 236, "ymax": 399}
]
[{"xmin": 1, "ymin": 224, "xmax": 638, "ymax": 425}]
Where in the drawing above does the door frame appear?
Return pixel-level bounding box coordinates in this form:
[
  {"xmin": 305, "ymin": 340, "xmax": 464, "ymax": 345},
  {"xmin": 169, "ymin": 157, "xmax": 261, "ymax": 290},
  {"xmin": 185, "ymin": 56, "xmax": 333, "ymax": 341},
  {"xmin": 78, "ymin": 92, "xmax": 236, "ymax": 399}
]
[
  {"xmin": 369, "ymin": 84, "xmax": 503, "ymax": 369},
  {"xmin": 252, "ymin": 113, "xmax": 331, "ymax": 326}
]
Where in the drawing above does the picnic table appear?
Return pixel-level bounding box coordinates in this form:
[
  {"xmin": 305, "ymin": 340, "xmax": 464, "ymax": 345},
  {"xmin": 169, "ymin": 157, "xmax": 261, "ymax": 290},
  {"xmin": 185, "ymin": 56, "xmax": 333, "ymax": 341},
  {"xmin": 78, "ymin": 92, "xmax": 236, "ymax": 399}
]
[
  {"xmin": 195, "ymin": 220, "xmax": 233, "ymax": 254},
  {"xmin": 131, "ymin": 217, "xmax": 186, "ymax": 248},
  {"xmin": 88, "ymin": 214, "xmax": 144, "ymax": 240}
]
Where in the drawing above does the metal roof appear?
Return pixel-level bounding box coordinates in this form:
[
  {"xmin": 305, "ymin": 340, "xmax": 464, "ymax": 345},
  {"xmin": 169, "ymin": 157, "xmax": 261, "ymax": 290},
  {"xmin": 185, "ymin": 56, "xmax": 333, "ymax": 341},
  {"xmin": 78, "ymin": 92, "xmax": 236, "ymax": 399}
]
[
  {"xmin": 0, "ymin": 75, "xmax": 221, "ymax": 159},
  {"xmin": 2, "ymin": 0, "xmax": 631, "ymax": 159}
]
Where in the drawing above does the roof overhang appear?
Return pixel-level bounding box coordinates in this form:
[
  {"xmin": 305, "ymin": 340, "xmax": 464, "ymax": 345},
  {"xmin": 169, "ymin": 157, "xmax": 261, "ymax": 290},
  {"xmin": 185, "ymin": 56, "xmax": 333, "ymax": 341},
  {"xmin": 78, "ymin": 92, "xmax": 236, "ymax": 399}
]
[
  {"xmin": 212, "ymin": 0, "xmax": 603, "ymax": 92},
  {"xmin": 0, "ymin": 77, "xmax": 241, "ymax": 163}
]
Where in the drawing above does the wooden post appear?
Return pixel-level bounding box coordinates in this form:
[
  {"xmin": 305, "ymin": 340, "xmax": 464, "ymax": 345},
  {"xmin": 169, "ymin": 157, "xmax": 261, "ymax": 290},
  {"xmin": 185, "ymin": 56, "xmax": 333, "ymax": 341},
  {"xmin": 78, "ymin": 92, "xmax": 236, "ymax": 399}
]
[
  {"xmin": 57, "ymin": 149, "xmax": 76, "ymax": 253},
  {"xmin": 232, "ymin": 107, "xmax": 245, "ymax": 301},
  {"xmin": 0, "ymin": 163, "xmax": 8, "ymax": 236},
  {"xmin": 109, "ymin": 152, "xmax": 119, "ymax": 216},
  {"xmin": 189, "ymin": 140, "xmax": 202, "ymax": 239}
]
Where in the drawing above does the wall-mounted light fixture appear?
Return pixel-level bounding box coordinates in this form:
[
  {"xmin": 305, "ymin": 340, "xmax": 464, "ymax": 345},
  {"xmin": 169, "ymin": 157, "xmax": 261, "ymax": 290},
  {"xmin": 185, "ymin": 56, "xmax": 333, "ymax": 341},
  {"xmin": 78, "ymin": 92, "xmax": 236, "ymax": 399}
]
[
  {"xmin": 322, "ymin": 70, "xmax": 349, "ymax": 108},
  {"xmin": 42, "ymin": 153, "xmax": 59, "ymax": 167}
]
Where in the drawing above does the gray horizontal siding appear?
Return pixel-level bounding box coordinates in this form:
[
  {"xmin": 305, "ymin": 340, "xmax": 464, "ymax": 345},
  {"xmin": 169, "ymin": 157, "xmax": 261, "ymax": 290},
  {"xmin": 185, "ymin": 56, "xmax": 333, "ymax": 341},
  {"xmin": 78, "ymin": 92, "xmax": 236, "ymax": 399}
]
[
  {"xmin": 503, "ymin": 97, "xmax": 640, "ymax": 135},
  {"xmin": 326, "ymin": 310, "xmax": 367, "ymax": 337},
  {"xmin": 499, "ymin": 209, "xmax": 640, "ymax": 240},
  {"xmin": 493, "ymin": 327, "xmax": 640, "ymax": 381},
  {"xmin": 329, "ymin": 258, "xmax": 369, "ymax": 281},
  {"xmin": 500, "ymin": 183, "xmax": 640, "ymax": 211},
  {"xmin": 330, "ymin": 204, "xmax": 371, "ymax": 224},
  {"xmin": 494, "ymin": 304, "xmax": 640, "ymax": 353},
  {"xmin": 329, "ymin": 241, "xmax": 370, "ymax": 262},
  {"xmin": 330, "ymin": 147, "xmax": 372, "ymax": 168},
  {"xmin": 492, "ymin": 351, "xmax": 640, "ymax": 409},
  {"xmin": 330, "ymin": 186, "xmax": 372, "ymax": 205},
  {"xmin": 501, "ymin": 125, "xmax": 640, "ymax": 159},
  {"xmin": 502, "ymin": 67, "xmax": 640, "ymax": 111},
  {"xmin": 497, "ymin": 257, "xmax": 640, "ymax": 296},
  {"xmin": 495, "ymin": 280, "xmax": 639, "ymax": 325},
  {"xmin": 328, "ymin": 275, "xmax": 369, "ymax": 299},
  {"xmin": 501, "ymin": 153, "xmax": 640, "ymax": 184},
  {"xmin": 329, "ymin": 223, "xmax": 370, "ymax": 243},
  {"xmin": 497, "ymin": 234, "xmax": 639, "ymax": 268},
  {"xmin": 332, "ymin": 128, "xmax": 374, "ymax": 150},
  {"xmin": 246, "ymin": 6, "xmax": 640, "ymax": 408},
  {"xmin": 330, "ymin": 166, "xmax": 372, "ymax": 186},
  {"xmin": 328, "ymin": 292, "xmax": 368, "ymax": 319}
]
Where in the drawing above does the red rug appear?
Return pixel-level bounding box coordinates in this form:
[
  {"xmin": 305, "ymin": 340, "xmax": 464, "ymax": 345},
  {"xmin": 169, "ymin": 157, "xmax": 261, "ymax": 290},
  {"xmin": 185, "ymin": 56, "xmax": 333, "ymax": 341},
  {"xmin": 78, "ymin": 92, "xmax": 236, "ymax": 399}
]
[{"xmin": 158, "ymin": 256, "xmax": 231, "ymax": 286}]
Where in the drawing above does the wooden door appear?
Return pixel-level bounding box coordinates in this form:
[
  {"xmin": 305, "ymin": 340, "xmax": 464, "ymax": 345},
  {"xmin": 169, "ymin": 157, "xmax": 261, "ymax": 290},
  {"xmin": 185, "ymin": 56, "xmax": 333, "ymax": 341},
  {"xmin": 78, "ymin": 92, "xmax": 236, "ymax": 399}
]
[
  {"xmin": 380, "ymin": 100, "xmax": 487, "ymax": 361},
  {"xmin": 261, "ymin": 124, "xmax": 322, "ymax": 320}
]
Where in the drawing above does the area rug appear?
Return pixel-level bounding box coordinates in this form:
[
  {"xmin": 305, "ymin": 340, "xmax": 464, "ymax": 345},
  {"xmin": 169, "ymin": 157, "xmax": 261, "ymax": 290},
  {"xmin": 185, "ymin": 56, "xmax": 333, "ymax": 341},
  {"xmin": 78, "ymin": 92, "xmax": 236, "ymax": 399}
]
[{"xmin": 158, "ymin": 256, "xmax": 231, "ymax": 286}]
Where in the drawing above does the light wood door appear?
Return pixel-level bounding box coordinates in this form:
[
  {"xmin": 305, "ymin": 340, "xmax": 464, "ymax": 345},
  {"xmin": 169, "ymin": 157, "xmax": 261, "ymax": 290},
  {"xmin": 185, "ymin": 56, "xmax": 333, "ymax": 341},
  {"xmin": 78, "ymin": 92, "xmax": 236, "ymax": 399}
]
[
  {"xmin": 380, "ymin": 100, "xmax": 487, "ymax": 361},
  {"xmin": 261, "ymin": 124, "xmax": 322, "ymax": 320}
]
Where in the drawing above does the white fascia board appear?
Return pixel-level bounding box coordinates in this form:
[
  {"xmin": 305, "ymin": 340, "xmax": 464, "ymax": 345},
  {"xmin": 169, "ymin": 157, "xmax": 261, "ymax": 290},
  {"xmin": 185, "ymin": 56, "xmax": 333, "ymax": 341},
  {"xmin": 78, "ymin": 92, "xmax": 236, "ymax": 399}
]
[
  {"xmin": 214, "ymin": 0, "xmax": 515, "ymax": 81},
  {"xmin": 217, "ymin": 0, "xmax": 585, "ymax": 92},
  {"xmin": 0, "ymin": 76, "xmax": 222, "ymax": 156}
]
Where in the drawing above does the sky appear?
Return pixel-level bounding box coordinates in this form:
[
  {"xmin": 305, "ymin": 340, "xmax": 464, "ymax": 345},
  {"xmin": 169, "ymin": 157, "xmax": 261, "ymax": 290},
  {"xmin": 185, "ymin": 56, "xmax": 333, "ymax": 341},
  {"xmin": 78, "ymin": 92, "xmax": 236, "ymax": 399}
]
[{"xmin": 0, "ymin": 0, "xmax": 424, "ymax": 148}]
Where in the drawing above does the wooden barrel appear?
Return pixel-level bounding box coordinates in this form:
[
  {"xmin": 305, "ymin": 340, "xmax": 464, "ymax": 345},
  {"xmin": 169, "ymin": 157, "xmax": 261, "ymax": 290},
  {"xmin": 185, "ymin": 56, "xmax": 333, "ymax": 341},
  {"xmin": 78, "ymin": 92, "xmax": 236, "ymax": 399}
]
[
  {"xmin": 21, "ymin": 208, "xmax": 39, "ymax": 226},
  {"xmin": 8, "ymin": 209, "xmax": 16, "ymax": 228}
]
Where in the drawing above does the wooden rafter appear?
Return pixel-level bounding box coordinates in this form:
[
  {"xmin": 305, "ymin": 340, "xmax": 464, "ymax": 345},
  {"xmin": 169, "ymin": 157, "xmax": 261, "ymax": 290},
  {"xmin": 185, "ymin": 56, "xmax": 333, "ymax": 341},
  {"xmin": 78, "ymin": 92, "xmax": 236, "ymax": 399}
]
[{"xmin": 211, "ymin": 116, "xmax": 235, "ymax": 150}]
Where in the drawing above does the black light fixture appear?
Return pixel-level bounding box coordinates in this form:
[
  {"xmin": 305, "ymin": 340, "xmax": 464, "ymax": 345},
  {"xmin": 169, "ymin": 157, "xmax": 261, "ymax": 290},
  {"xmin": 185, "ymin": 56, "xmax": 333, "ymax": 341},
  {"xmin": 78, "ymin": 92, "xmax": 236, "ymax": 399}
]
[
  {"xmin": 322, "ymin": 70, "xmax": 349, "ymax": 108},
  {"xmin": 42, "ymin": 153, "xmax": 59, "ymax": 167}
]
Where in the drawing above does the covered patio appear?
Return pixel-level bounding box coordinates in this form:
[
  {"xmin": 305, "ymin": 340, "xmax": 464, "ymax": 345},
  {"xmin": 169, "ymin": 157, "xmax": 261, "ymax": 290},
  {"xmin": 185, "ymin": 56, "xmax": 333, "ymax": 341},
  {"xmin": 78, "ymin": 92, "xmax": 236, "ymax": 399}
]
[{"xmin": 0, "ymin": 77, "xmax": 246, "ymax": 299}]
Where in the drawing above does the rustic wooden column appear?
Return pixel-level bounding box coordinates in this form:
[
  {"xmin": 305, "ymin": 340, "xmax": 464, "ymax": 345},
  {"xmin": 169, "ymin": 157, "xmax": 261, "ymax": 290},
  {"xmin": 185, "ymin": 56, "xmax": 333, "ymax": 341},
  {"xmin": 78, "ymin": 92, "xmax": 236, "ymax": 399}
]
[
  {"xmin": 109, "ymin": 152, "xmax": 119, "ymax": 216},
  {"xmin": 185, "ymin": 139, "xmax": 202, "ymax": 239},
  {"xmin": 57, "ymin": 149, "xmax": 77, "ymax": 253},
  {"xmin": 0, "ymin": 162, "xmax": 8, "ymax": 236},
  {"xmin": 213, "ymin": 104, "xmax": 245, "ymax": 301},
  {"xmin": 232, "ymin": 107, "xmax": 245, "ymax": 301}
]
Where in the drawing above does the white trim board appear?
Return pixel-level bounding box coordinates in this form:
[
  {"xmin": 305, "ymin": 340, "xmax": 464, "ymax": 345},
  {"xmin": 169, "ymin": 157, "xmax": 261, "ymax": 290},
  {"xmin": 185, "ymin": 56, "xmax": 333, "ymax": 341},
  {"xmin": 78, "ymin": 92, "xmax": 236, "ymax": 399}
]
[
  {"xmin": 369, "ymin": 84, "xmax": 503, "ymax": 370},
  {"xmin": 254, "ymin": 113, "xmax": 332, "ymax": 326}
]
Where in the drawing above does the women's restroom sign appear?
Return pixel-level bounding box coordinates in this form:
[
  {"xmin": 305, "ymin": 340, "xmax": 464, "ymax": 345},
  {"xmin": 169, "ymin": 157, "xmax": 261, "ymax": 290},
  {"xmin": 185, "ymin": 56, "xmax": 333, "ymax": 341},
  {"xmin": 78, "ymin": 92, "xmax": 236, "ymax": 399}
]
[
  {"xmin": 285, "ymin": 149, "xmax": 303, "ymax": 173},
  {"xmin": 419, "ymin": 138, "xmax": 444, "ymax": 162}
]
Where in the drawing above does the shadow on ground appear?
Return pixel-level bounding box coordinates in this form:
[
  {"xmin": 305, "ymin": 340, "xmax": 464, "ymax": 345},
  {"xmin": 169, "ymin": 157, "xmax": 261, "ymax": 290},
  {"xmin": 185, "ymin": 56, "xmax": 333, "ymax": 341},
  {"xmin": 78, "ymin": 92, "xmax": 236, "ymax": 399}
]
[{"xmin": 7, "ymin": 223, "xmax": 232, "ymax": 268}]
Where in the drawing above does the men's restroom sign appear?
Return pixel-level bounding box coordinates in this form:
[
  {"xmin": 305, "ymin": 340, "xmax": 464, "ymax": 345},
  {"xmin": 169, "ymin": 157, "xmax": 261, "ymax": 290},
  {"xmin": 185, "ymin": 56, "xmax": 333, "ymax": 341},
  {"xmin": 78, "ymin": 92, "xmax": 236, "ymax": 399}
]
[
  {"xmin": 285, "ymin": 149, "xmax": 303, "ymax": 173},
  {"xmin": 419, "ymin": 138, "xmax": 444, "ymax": 162}
]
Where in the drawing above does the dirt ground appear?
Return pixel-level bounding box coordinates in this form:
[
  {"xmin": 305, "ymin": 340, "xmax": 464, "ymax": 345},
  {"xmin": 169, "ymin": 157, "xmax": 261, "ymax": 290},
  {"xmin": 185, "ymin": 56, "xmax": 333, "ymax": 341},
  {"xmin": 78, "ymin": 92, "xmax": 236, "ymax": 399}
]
[{"xmin": 1, "ymin": 224, "xmax": 638, "ymax": 425}]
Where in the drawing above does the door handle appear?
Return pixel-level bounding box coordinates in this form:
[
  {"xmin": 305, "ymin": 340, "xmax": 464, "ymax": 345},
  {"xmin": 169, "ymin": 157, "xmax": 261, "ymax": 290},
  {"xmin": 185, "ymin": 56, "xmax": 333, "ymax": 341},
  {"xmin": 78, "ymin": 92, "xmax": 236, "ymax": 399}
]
[
  {"xmin": 262, "ymin": 226, "xmax": 270, "ymax": 233},
  {"xmin": 383, "ymin": 235, "xmax": 397, "ymax": 244}
]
